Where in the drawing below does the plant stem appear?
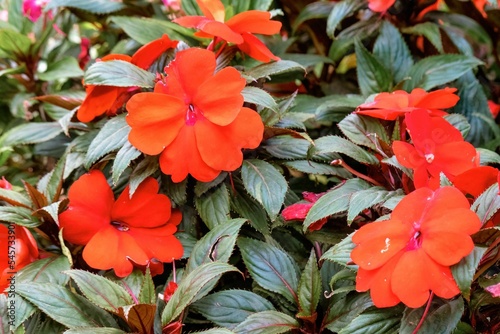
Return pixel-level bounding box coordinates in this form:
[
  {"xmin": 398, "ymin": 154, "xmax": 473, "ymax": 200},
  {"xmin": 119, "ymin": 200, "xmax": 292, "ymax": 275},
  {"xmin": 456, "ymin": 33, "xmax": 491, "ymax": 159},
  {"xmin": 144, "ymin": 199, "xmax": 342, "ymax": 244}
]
[
  {"xmin": 331, "ymin": 159, "xmax": 383, "ymax": 187},
  {"xmin": 412, "ymin": 292, "xmax": 434, "ymax": 334}
]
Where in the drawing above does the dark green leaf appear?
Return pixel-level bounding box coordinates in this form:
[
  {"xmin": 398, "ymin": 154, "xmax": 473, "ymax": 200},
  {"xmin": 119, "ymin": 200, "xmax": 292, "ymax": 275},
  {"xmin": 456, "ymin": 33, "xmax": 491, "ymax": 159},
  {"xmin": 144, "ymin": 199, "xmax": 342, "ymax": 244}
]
[
  {"xmin": 64, "ymin": 329, "xmax": 127, "ymax": 334},
  {"xmin": 110, "ymin": 16, "xmax": 199, "ymax": 45},
  {"xmin": 192, "ymin": 290, "xmax": 275, "ymax": 329},
  {"xmin": 43, "ymin": 154, "xmax": 67, "ymax": 202},
  {"xmin": 195, "ymin": 184, "xmax": 231, "ymax": 229},
  {"xmin": 321, "ymin": 233, "xmax": 357, "ymax": 270},
  {"xmin": 38, "ymin": 57, "xmax": 84, "ymax": 81},
  {"xmin": 84, "ymin": 60, "xmax": 155, "ymax": 88},
  {"xmin": 242, "ymin": 87, "xmax": 278, "ymax": 112},
  {"xmin": 194, "ymin": 173, "xmax": 228, "ymax": 197},
  {"xmin": 1, "ymin": 123, "xmax": 63, "ymax": 146},
  {"xmin": 0, "ymin": 207, "xmax": 40, "ymax": 227},
  {"xmin": 112, "ymin": 142, "xmax": 141, "ymax": 185},
  {"xmin": 246, "ymin": 60, "xmax": 305, "ymax": 80},
  {"xmin": 0, "ymin": 188, "xmax": 32, "ymax": 208},
  {"xmin": 241, "ymin": 159, "xmax": 288, "ymax": 221},
  {"xmin": 451, "ymin": 247, "xmax": 487, "ymax": 300},
  {"xmin": 293, "ymin": 2, "xmax": 334, "ymax": 31},
  {"xmin": 139, "ymin": 268, "xmax": 155, "ymax": 305},
  {"xmin": 46, "ymin": 0, "xmax": 126, "ymax": 14},
  {"xmin": 129, "ymin": 156, "xmax": 158, "ymax": 197},
  {"xmin": 312, "ymin": 135, "xmax": 379, "ymax": 165},
  {"xmin": 323, "ymin": 293, "xmax": 373, "ymax": 332},
  {"xmin": 161, "ymin": 262, "xmax": 238, "ymax": 325},
  {"xmin": 373, "ymin": 21, "xmax": 413, "ymax": 83},
  {"xmin": 327, "ymin": 0, "xmax": 365, "ymax": 38},
  {"xmin": 85, "ymin": 115, "xmax": 130, "ymax": 168},
  {"xmin": 263, "ymin": 136, "xmax": 309, "ymax": 160},
  {"xmin": 444, "ymin": 114, "xmax": 470, "ymax": 139},
  {"xmin": 0, "ymin": 28, "xmax": 31, "ymax": 57},
  {"xmin": 16, "ymin": 283, "xmax": 118, "ymax": 328},
  {"xmin": 402, "ymin": 22, "xmax": 443, "ymax": 53},
  {"xmin": 65, "ymin": 270, "xmax": 134, "ymax": 313},
  {"xmin": 233, "ymin": 310, "xmax": 299, "ymax": 334},
  {"xmin": 403, "ymin": 55, "xmax": 482, "ymax": 91},
  {"xmin": 315, "ymin": 95, "xmax": 365, "ymax": 122},
  {"xmin": 400, "ymin": 298, "xmax": 463, "ymax": 334},
  {"xmin": 339, "ymin": 306, "xmax": 403, "ymax": 334},
  {"xmin": 231, "ymin": 182, "xmax": 270, "ymax": 235},
  {"xmin": 471, "ymin": 183, "xmax": 500, "ymax": 225},
  {"xmin": 186, "ymin": 218, "xmax": 246, "ymax": 273},
  {"xmin": 282, "ymin": 53, "xmax": 334, "ymax": 68},
  {"xmin": 297, "ymin": 250, "xmax": 321, "ymax": 317},
  {"xmin": 238, "ymin": 238, "xmax": 299, "ymax": 304},
  {"xmin": 477, "ymin": 148, "xmax": 500, "ymax": 165},
  {"xmin": 304, "ymin": 179, "xmax": 371, "ymax": 230},
  {"xmin": 34, "ymin": 200, "xmax": 68, "ymax": 227},
  {"xmin": 347, "ymin": 188, "xmax": 404, "ymax": 224},
  {"xmin": 284, "ymin": 160, "xmax": 352, "ymax": 177},
  {"xmin": 338, "ymin": 113, "xmax": 390, "ymax": 151},
  {"xmin": 355, "ymin": 41, "xmax": 392, "ymax": 97}
]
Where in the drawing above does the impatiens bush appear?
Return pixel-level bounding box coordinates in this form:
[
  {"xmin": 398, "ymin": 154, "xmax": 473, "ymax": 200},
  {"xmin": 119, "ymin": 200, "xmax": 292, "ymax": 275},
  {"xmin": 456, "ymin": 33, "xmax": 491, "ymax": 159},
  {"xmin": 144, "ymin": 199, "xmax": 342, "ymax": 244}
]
[{"xmin": 1, "ymin": 0, "xmax": 500, "ymax": 333}]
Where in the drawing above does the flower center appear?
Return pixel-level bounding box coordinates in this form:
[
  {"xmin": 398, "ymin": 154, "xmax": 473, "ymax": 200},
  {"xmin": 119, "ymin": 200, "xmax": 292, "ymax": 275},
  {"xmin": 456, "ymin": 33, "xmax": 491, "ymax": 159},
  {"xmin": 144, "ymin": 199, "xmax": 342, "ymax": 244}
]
[
  {"xmin": 424, "ymin": 153, "xmax": 434, "ymax": 163},
  {"xmin": 406, "ymin": 230, "xmax": 422, "ymax": 251},
  {"xmin": 110, "ymin": 221, "xmax": 130, "ymax": 232},
  {"xmin": 186, "ymin": 104, "xmax": 198, "ymax": 126}
]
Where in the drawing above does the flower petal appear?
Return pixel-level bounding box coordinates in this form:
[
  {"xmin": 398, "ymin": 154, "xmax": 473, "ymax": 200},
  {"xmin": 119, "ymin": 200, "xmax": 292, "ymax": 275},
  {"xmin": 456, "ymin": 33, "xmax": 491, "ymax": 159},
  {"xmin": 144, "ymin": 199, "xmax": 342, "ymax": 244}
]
[
  {"xmin": 193, "ymin": 67, "xmax": 246, "ymax": 125},
  {"xmin": 453, "ymin": 166, "xmax": 499, "ymax": 198},
  {"xmin": 391, "ymin": 187, "xmax": 433, "ymax": 224},
  {"xmin": 282, "ymin": 203, "xmax": 313, "ymax": 221},
  {"xmin": 83, "ymin": 225, "xmax": 149, "ymax": 277},
  {"xmin": 392, "ymin": 140, "xmax": 424, "ymax": 169},
  {"xmin": 420, "ymin": 187, "xmax": 475, "ymax": 228},
  {"xmin": 198, "ymin": 20, "xmax": 243, "ymax": 44},
  {"xmin": 129, "ymin": 229, "xmax": 183, "ymax": 262},
  {"xmin": 112, "ymin": 177, "xmax": 172, "ymax": 228},
  {"xmin": 197, "ymin": 0, "xmax": 225, "ymax": 22},
  {"xmin": 237, "ymin": 32, "xmax": 280, "ymax": 62},
  {"xmin": 431, "ymin": 142, "xmax": 478, "ymax": 176},
  {"xmin": 159, "ymin": 125, "xmax": 220, "ymax": 182},
  {"xmin": 226, "ymin": 10, "xmax": 282, "ymax": 35},
  {"xmin": 131, "ymin": 34, "xmax": 178, "ymax": 70},
  {"xmin": 413, "ymin": 87, "xmax": 459, "ymax": 110},
  {"xmin": 422, "ymin": 229, "xmax": 476, "ymax": 266},
  {"xmin": 126, "ymin": 92, "xmax": 186, "ymax": 155},
  {"xmin": 59, "ymin": 170, "xmax": 114, "ymax": 245},
  {"xmin": 195, "ymin": 107, "xmax": 264, "ymax": 171},
  {"xmin": 77, "ymin": 85, "xmax": 119, "ymax": 122}
]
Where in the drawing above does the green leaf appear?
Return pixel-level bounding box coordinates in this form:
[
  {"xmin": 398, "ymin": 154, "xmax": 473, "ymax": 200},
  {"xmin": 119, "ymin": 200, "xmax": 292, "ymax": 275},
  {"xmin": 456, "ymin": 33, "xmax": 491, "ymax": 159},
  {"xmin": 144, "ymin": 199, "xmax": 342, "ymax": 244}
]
[
  {"xmin": 0, "ymin": 28, "xmax": 31, "ymax": 57},
  {"xmin": 43, "ymin": 153, "xmax": 67, "ymax": 202},
  {"xmin": 0, "ymin": 188, "xmax": 32, "ymax": 208},
  {"xmin": 108, "ymin": 269, "xmax": 144, "ymax": 304},
  {"xmin": 321, "ymin": 233, "xmax": 357, "ymax": 270},
  {"xmin": 242, "ymin": 86, "xmax": 278, "ymax": 112},
  {"xmin": 194, "ymin": 173, "xmax": 228, "ymax": 197},
  {"xmin": 138, "ymin": 268, "xmax": 155, "ymax": 305},
  {"xmin": 347, "ymin": 188, "xmax": 404, "ymax": 224},
  {"xmin": 46, "ymin": 0, "xmax": 126, "ymax": 14},
  {"xmin": 338, "ymin": 114, "xmax": 390, "ymax": 151},
  {"xmin": 339, "ymin": 306, "xmax": 403, "ymax": 334},
  {"xmin": 34, "ymin": 200, "xmax": 66, "ymax": 227},
  {"xmin": 1, "ymin": 123, "xmax": 63, "ymax": 146},
  {"xmin": 293, "ymin": 2, "xmax": 334, "ymax": 31},
  {"xmin": 128, "ymin": 156, "xmax": 158, "ymax": 197},
  {"xmin": 284, "ymin": 160, "xmax": 352, "ymax": 177},
  {"xmin": 0, "ymin": 295, "xmax": 11, "ymax": 333},
  {"xmin": 64, "ymin": 329, "xmax": 127, "ymax": 334},
  {"xmin": 65, "ymin": 270, "xmax": 134, "ymax": 313},
  {"xmin": 85, "ymin": 115, "xmax": 130, "ymax": 168},
  {"xmin": 327, "ymin": 0, "xmax": 365, "ymax": 38},
  {"xmin": 402, "ymin": 22, "xmax": 444, "ymax": 53},
  {"xmin": 451, "ymin": 247, "xmax": 487, "ymax": 300},
  {"xmin": 304, "ymin": 179, "xmax": 371, "ymax": 230},
  {"xmin": 263, "ymin": 136, "xmax": 309, "ymax": 160},
  {"xmin": 186, "ymin": 219, "xmax": 246, "ymax": 273},
  {"xmin": 161, "ymin": 262, "xmax": 238, "ymax": 325},
  {"xmin": 191, "ymin": 290, "xmax": 275, "ymax": 329},
  {"xmin": 84, "ymin": 60, "xmax": 155, "ymax": 88},
  {"xmin": 355, "ymin": 40, "xmax": 392, "ymax": 97},
  {"xmin": 400, "ymin": 298, "xmax": 463, "ymax": 334},
  {"xmin": 110, "ymin": 16, "xmax": 199, "ymax": 45},
  {"xmin": 112, "ymin": 142, "xmax": 141, "ymax": 184},
  {"xmin": 246, "ymin": 60, "xmax": 305, "ymax": 80},
  {"xmin": 471, "ymin": 183, "xmax": 500, "ymax": 225},
  {"xmin": 297, "ymin": 250, "xmax": 321, "ymax": 318},
  {"xmin": 192, "ymin": 329, "xmax": 235, "ymax": 334},
  {"xmin": 238, "ymin": 238, "xmax": 299, "ymax": 304},
  {"xmin": 444, "ymin": 114, "xmax": 471, "ymax": 139},
  {"xmin": 231, "ymin": 181, "xmax": 270, "ymax": 235},
  {"xmin": 0, "ymin": 207, "xmax": 40, "ymax": 227},
  {"xmin": 477, "ymin": 148, "xmax": 500, "ymax": 165},
  {"xmin": 403, "ymin": 55, "xmax": 483, "ymax": 91},
  {"xmin": 16, "ymin": 283, "xmax": 118, "ymax": 328},
  {"xmin": 312, "ymin": 135, "xmax": 379, "ymax": 165},
  {"xmin": 323, "ymin": 293, "xmax": 373, "ymax": 332},
  {"xmin": 233, "ymin": 310, "xmax": 300, "ymax": 334},
  {"xmin": 38, "ymin": 57, "xmax": 84, "ymax": 81},
  {"xmin": 315, "ymin": 95, "xmax": 365, "ymax": 122},
  {"xmin": 195, "ymin": 184, "xmax": 231, "ymax": 229},
  {"xmin": 241, "ymin": 159, "xmax": 288, "ymax": 221},
  {"xmin": 282, "ymin": 53, "xmax": 334, "ymax": 68},
  {"xmin": 373, "ymin": 21, "xmax": 413, "ymax": 83}
]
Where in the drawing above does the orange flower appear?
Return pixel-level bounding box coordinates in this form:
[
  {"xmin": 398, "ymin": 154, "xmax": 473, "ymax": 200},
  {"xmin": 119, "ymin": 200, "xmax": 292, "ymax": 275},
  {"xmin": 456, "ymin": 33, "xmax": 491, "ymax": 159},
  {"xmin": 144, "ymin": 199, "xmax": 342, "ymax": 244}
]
[
  {"xmin": 77, "ymin": 35, "xmax": 178, "ymax": 122},
  {"xmin": 126, "ymin": 48, "xmax": 264, "ymax": 183},
  {"xmin": 1, "ymin": 225, "xmax": 38, "ymax": 292},
  {"xmin": 355, "ymin": 88, "xmax": 459, "ymax": 120},
  {"xmin": 173, "ymin": 0, "xmax": 282, "ymax": 62},
  {"xmin": 392, "ymin": 109, "xmax": 478, "ymax": 189},
  {"xmin": 59, "ymin": 170, "xmax": 183, "ymax": 277},
  {"xmin": 351, "ymin": 187, "xmax": 481, "ymax": 308},
  {"xmin": 367, "ymin": 0, "xmax": 396, "ymax": 13}
]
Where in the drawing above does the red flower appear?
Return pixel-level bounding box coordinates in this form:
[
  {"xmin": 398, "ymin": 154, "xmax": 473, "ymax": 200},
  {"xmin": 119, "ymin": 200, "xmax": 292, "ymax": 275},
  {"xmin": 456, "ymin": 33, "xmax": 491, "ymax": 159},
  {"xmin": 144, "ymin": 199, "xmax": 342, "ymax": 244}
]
[
  {"xmin": 453, "ymin": 166, "xmax": 499, "ymax": 199},
  {"xmin": 173, "ymin": 0, "xmax": 282, "ymax": 62},
  {"xmin": 126, "ymin": 48, "xmax": 264, "ymax": 183},
  {"xmin": 355, "ymin": 88, "xmax": 459, "ymax": 120},
  {"xmin": 392, "ymin": 109, "xmax": 478, "ymax": 189},
  {"xmin": 1, "ymin": 225, "xmax": 38, "ymax": 292},
  {"xmin": 282, "ymin": 192, "xmax": 327, "ymax": 231},
  {"xmin": 367, "ymin": 0, "xmax": 396, "ymax": 13},
  {"xmin": 351, "ymin": 187, "xmax": 481, "ymax": 308},
  {"xmin": 77, "ymin": 35, "xmax": 178, "ymax": 122},
  {"xmin": 59, "ymin": 170, "xmax": 183, "ymax": 277},
  {"xmin": 488, "ymin": 100, "xmax": 500, "ymax": 118},
  {"xmin": 0, "ymin": 177, "xmax": 12, "ymax": 190}
]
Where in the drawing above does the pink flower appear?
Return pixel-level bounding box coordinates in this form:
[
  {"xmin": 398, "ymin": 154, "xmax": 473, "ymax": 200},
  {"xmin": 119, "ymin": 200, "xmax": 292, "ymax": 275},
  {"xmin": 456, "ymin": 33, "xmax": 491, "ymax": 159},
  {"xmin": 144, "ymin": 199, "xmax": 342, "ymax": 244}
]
[
  {"xmin": 0, "ymin": 177, "xmax": 12, "ymax": 190},
  {"xmin": 22, "ymin": 0, "xmax": 48, "ymax": 22}
]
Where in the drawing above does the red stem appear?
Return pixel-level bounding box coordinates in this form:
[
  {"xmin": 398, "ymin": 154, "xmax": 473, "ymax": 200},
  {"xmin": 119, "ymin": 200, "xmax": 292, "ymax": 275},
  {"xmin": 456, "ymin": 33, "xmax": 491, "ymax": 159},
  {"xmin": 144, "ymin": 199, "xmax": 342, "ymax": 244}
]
[{"xmin": 412, "ymin": 292, "xmax": 434, "ymax": 334}]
